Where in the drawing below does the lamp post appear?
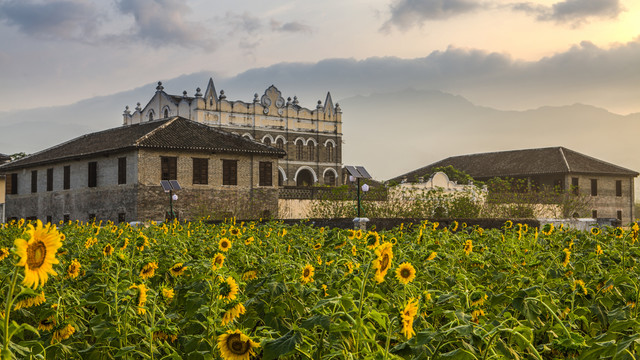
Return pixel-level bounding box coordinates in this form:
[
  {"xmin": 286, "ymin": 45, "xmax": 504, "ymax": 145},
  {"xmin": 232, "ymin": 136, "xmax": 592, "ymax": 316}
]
[
  {"xmin": 161, "ymin": 180, "xmax": 182, "ymax": 221},
  {"xmin": 345, "ymin": 166, "xmax": 372, "ymax": 230}
]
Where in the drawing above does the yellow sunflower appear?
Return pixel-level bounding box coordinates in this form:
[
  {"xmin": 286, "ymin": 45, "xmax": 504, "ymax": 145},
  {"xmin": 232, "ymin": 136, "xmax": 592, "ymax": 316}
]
[
  {"xmin": 217, "ymin": 329, "xmax": 260, "ymax": 360},
  {"xmin": 562, "ymin": 248, "xmax": 571, "ymax": 267},
  {"xmin": 395, "ymin": 262, "xmax": 416, "ymax": 285},
  {"xmin": 373, "ymin": 242, "xmax": 393, "ymax": 283},
  {"xmin": 103, "ymin": 244, "xmax": 114, "ymax": 257},
  {"xmin": 14, "ymin": 220, "xmax": 64, "ymax": 289},
  {"xmin": 347, "ymin": 229, "xmax": 356, "ymax": 240},
  {"xmin": 219, "ymin": 276, "xmax": 239, "ymax": 301},
  {"xmin": 470, "ymin": 292, "xmax": 488, "ymax": 307},
  {"xmin": 0, "ymin": 247, "xmax": 9, "ymax": 261},
  {"xmin": 242, "ymin": 270, "xmax": 257, "ymax": 281},
  {"xmin": 595, "ymin": 245, "xmax": 603, "ymax": 255},
  {"xmin": 541, "ymin": 223, "xmax": 554, "ymax": 236},
  {"xmin": 355, "ymin": 229, "xmax": 363, "ymax": 240},
  {"xmin": 463, "ymin": 240, "xmax": 473, "ymax": 256},
  {"xmin": 504, "ymin": 220, "xmax": 513, "ymax": 229},
  {"xmin": 451, "ymin": 220, "xmax": 459, "ymax": 232},
  {"xmin": 426, "ymin": 252, "xmax": 437, "ymax": 261},
  {"xmin": 212, "ymin": 253, "xmax": 226, "ymax": 270},
  {"xmin": 135, "ymin": 234, "xmax": 149, "ymax": 251},
  {"xmin": 140, "ymin": 262, "xmax": 158, "ymax": 279},
  {"xmin": 244, "ymin": 237, "xmax": 254, "ymax": 245},
  {"xmin": 301, "ymin": 264, "xmax": 315, "ymax": 284},
  {"xmin": 169, "ymin": 263, "xmax": 188, "ymax": 276},
  {"xmin": 313, "ymin": 243, "xmax": 322, "ymax": 250},
  {"xmin": 221, "ymin": 303, "xmax": 247, "ymax": 326},
  {"xmin": 400, "ymin": 298, "xmax": 419, "ymax": 339},
  {"xmin": 13, "ymin": 291, "xmax": 46, "ymax": 310},
  {"xmin": 51, "ymin": 323, "xmax": 76, "ymax": 343},
  {"xmin": 365, "ymin": 231, "xmax": 380, "ymax": 249},
  {"xmin": 130, "ymin": 284, "xmax": 148, "ymax": 315},
  {"xmin": 38, "ymin": 316, "xmax": 56, "ymax": 331},
  {"xmin": 219, "ymin": 238, "xmax": 232, "ymax": 252},
  {"xmin": 613, "ymin": 227, "xmax": 624, "ymax": 238},
  {"xmin": 229, "ymin": 227, "xmax": 241, "ymax": 237},
  {"xmin": 162, "ymin": 287, "xmax": 175, "ymax": 302}
]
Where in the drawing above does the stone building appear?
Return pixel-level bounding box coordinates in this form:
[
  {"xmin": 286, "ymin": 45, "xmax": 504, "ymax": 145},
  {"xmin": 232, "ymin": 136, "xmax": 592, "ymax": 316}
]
[
  {"xmin": 0, "ymin": 117, "xmax": 285, "ymax": 223},
  {"xmin": 389, "ymin": 147, "xmax": 638, "ymax": 223},
  {"xmin": 123, "ymin": 79, "xmax": 343, "ymax": 187}
]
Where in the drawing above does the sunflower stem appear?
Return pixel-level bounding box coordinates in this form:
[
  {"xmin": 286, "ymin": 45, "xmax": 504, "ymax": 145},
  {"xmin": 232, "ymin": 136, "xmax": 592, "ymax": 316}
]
[
  {"xmin": 355, "ymin": 261, "xmax": 372, "ymax": 356},
  {"xmin": 2, "ymin": 267, "xmax": 19, "ymax": 354}
]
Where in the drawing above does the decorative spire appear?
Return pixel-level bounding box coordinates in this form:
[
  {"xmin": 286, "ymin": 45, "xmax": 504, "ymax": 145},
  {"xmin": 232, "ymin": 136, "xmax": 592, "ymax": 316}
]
[
  {"xmin": 286, "ymin": 97, "xmax": 292, "ymax": 106},
  {"xmin": 183, "ymin": 90, "xmax": 188, "ymax": 98},
  {"xmin": 219, "ymin": 90, "xmax": 226, "ymax": 100},
  {"xmin": 156, "ymin": 81, "xmax": 164, "ymax": 92},
  {"xmin": 253, "ymin": 93, "xmax": 259, "ymax": 103},
  {"xmin": 135, "ymin": 102, "xmax": 141, "ymax": 111},
  {"xmin": 324, "ymin": 92, "xmax": 334, "ymax": 116},
  {"xmin": 204, "ymin": 77, "xmax": 217, "ymax": 105},
  {"xmin": 292, "ymin": 96, "xmax": 299, "ymax": 106},
  {"xmin": 195, "ymin": 87, "xmax": 202, "ymax": 97},
  {"xmin": 123, "ymin": 105, "xmax": 131, "ymax": 115},
  {"xmin": 316, "ymin": 100, "xmax": 323, "ymax": 109}
]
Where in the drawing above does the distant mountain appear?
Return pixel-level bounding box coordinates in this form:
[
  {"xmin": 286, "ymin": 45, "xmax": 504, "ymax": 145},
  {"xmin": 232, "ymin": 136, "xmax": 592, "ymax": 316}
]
[{"xmin": 1, "ymin": 75, "xmax": 638, "ymax": 198}]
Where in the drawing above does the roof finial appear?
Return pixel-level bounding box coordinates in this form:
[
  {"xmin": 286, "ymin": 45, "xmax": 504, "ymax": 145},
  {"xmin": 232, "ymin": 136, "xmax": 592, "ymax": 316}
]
[
  {"xmin": 135, "ymin": 102, "xmax": 141, "ymax": 111},
  {"xmin": 195, "ymin": 87, "xmax": 202, "ymax": 97},
  {"xmin": 156, "ymin": 81, "xmax": 164, "ymax": 92},
  {"xmin": 219, "ymin": 90, "xmax": 226, "ymax": 100},
  {"xmin": 183, "ymin": 90, "xmax": 188, "ymax": 98},
  {"xmin": 253, "ymin": 93, "xmax": 259, "ymax": 103}
]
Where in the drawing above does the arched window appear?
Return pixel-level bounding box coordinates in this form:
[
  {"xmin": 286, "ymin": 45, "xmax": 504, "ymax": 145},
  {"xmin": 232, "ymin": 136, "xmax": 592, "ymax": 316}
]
[
  {"xmin": 326, "ymin": 142, "xmax": 334, "ymax": 162},
  {"xmin": 296, "ymin": 140, "xmax": 304, "ymax": 161},
  {"xmin": 164, "ymin": 108, "xmax": 169, "ymax": 118},
  {"xmin": 324, "ymin": 171, "xmax": 336, "ymax": 186},
  {"xmin": 308, "ymin": 142, "xmax": 315, "ymax": 161},
  {"xmin": 148, "ymin": 110, "xmax": 154, "ymax": 121},
  {"xmin": 264, "ymin": 137, "xmax": 271, "ymax": 146},
  {"xmin": 276, "ymin": 138, "xmax": 284, "ymax": 150}
]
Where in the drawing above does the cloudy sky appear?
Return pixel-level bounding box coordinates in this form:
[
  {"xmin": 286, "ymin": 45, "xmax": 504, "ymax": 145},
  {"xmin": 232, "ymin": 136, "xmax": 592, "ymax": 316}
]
[{"xmin": 0, "ymin": 0, "xmax": 638, "ymax": 114}]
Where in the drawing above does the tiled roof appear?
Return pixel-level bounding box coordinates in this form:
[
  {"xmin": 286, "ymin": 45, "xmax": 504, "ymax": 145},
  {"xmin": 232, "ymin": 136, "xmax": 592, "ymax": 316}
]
[
  {"xmin": 0, "ymin": 117, "xmax": 286, "ymax": 171},
  {"xmin": 0, "ymin": 153, "xmax": 10, "ymax": 162},
  {"xmin": 389, "ymin": 147, "xmax": 638, "ymax": 183}
]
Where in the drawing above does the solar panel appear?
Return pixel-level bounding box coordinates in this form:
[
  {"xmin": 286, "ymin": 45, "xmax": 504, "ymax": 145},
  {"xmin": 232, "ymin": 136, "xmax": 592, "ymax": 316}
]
[
  {"xmin": 355, "ymin": 166, "xmax": 372, "ymax": 179},
  {"xmin": 169, "ymin": 180, "xmax": 182, "ymax": 190},
  {"xmin": 345, "ymin": 166, "xmax": 361, "ymax": 178},
  {"xmin": 160, "ymin": 180, "xmax": 172, "ymax": 192}
]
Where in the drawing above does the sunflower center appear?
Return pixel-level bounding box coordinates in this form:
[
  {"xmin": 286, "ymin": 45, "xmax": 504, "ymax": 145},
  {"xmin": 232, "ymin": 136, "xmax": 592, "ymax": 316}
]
[
  {"xmin": 220, "ymin": 281, "xmax": 231, "ymax": 296},
  {"xmin": 227, "ymin": 334, "xmax": 250, "ymax": 354},
  {"xmin": 380, "ymin": 254, "xmax": 390, "ymax": 271},
  {"xmin": 400, "ymin": 268, "xmax": 411, "ymax": 278},
  {"xmin": 303, "ymin": 268, "xmax": 310, "ymax": 277},
  {"xmin": 27, "ymin": 241, "xmax": 47, "ymax": 269}
]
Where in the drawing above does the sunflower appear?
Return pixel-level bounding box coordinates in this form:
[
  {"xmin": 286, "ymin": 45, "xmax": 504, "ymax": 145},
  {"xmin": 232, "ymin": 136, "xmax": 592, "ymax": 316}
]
[
  {"xmin": 229, "ymin": 227, "xmax": 241, "ymax": 237},
  {"xmin": 504, "ymin": 220, "xmax": 513, "ymax": 229},
  {"xmin": 463, "ymin": 240, "xmax": 473, "ymax": 256},
  {"xmin": 471, "ymin": 309, "xmax": 485, "ymax": 323},
  {"xmin": 0, "ymin": 247, "xmax": 9, "ymax": 261},
  {"xmin": 347, "ymin": 229, "xmax": 356, "ymax": 240},
  {"xmin": 103, "ymin": 244, "xmax": 114, "ymax": 257},
  {"xmin": 321, "ymin": 284, "xmax": 329, "ymax": 297},
  {"xmin": 84, "ymin": 237, "xmax": 97, "ymax": 249},
  {"xmin": 120, "ymin": 237, "xmax": 130, "ymax": 250},
  {"xmin": 355, "ymin": 229, "xmax": 363, "ymax": 240},
  {"xmin": 217, "ymin": 329, "xmax": 260, "ymax": 360},
  {"xmin": 301, "ymin": 264, "xmax": 315, "ymax": 284},
  {"xmin": 595, "ymin": 245, "xmax": 603, "ymax": 255},
  {"xmin": 38, "ymin": 316, "xmax": 56, "ymax": 331},
  {"xmin": 373, "ymin": 242, "xmax": 393, "ymax": 283},
  {"xmin": 562, "ymin": 248, "xmax": 571, "ymax": 267},
  {"xmin": 470, "ymin": 292, "xmax": 488, "ymax": 307},
  {"xmin": 396, "ymin": 262, "xmax": 416, "ymax": 285},
  {"xmin": 613, "ymin": 227, "xmax": 624, "ymax": 238},
  {"xmin": 426, "ymin": 252, "xmax": 437, "ymax": 261},
  {"xmin": 573, "ymin": 279, "xmax": 587, "ymax": 295},
  {"xmin": 450, "ymin": 221, "xmax": 459, "ymax": 232},
  {"xmin": 140, "ymin": 262, "xmax": 158, "ymax": 279},
  {"xmin": 169, "ymin": 263, "xmax": 187, "ymax": 276},
  {"xmin": 14, "ymin": 291, "xmax": 46, "ymax": 310},
  {"xmin": 130, "ymin": 284, "xmax": 148, "ymax": 315},
  {"xmin": 313, "ymin": 243, "xmax": 322, "ymax": 250},
  {"xmin": 219, "ymin": 276, "xmax": 239, "ymax": 301},
  {"xmin": 212, "ymin": 253, "xmax": 226, "ymax": 270},
  {"xmin": 14, "ymin": 220, "xmax": 64, "ymax": 289},
  {"xmin": 244, "ymin": 237, "xmax": 254, "ymax": 245},
  {"xmin": 242, "ymin": 270, "xmax": 257, "ymax": 281},
  {"xmin": 400, "ymin": 298, "xmax": 418, "ymax": 339},
  {"xmin": 219, "ymin": 238, "xmax": 232, "ymax": 252},
  {"xmin": 334, "ymin": 240, "xmax": 347, "ymax": 250},
  {"xmin": 365, "ymin": 231, "xmax": 380, "ymax": 249},
  {"xmin": 51, "ymin": 323, "xmax": 76, "ymax": 343},
  {"xmin": 64, "ymin": 259, "xmax": 81, "ymax": 279},
  {"xmin": 351, "ymin": 245, "xmax": 357, "ymax": 256},
  {"xmin": 162, "ymin": 287, "xmax": 175, "ymax": 302},
  {"xmin": 541, "ymin": 223, "xmax": 554, "ymax": 236},
  {"xmin": 221, "ymin": 303, "xmax": 247, "ymax": 326}
]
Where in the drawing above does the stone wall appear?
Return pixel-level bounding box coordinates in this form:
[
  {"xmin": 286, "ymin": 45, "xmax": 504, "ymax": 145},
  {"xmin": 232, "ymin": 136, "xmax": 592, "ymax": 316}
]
[{"xmin": 565, "ymin": 174, "xmax": 634, "ymax": 223}]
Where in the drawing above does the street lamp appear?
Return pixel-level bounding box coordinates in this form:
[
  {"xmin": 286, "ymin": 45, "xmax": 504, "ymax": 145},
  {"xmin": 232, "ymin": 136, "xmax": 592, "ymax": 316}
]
[
  {"xmin": 161, "ymin": 180, "xmax": 182, "ymax": 221},
  {"xmin": 345, "ymin": 165, "xmax": 372, "ymax": 230}
]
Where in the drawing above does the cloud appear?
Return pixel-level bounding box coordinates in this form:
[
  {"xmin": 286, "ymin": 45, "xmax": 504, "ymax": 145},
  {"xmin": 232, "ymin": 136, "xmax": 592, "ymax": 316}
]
[
  {"xmin": 512, "ymin": 0, "xmax": 625, "ymax": 25},
  {"xmin": 115, "ymin": 0, "xmax": 216, "ymax": 50},
  {"xmin": 270, "ymin": 20, "xmax": 312, "ymax": 33},
  {"xmin": 0, "ymin": 0, "xmax": 101, "ymax": 40},
  {"xmin": 381, "ymin": 0, "xmax": 482, "ymax": 32}
]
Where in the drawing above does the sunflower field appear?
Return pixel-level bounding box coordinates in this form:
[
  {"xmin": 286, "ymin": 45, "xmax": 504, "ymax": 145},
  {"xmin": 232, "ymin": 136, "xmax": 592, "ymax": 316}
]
[{"xmin": 1, "ymin": 218, "xmax": 640, "ymax": 359}]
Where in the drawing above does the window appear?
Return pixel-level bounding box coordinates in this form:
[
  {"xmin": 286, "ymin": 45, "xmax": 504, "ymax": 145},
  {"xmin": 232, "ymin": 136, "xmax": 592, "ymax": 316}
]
[
  {"xmin": 571, "ymin": 177, "xmax": 579, "ymax": 195},
  {"xmin": 264, "ymin": 137, "xmax": 271, "ymax": 146},
  {"xmin": 617, "ymin": 210, "xmax": 622, "ymax": 221},
  {"xmin": 592, "ymin": 210, "xmax": 597, "ymax": 218},
  {"xmin": 276, "ymin": 138, "xmax": 284, "ymax": 150},
  {"xmin": 63, "ymin": 214, "xmax": 70, "ymax": 223},
  {"xmin": 63, "ymin": 166, "xmax": 70, "ymax": 190},
  {"xmin": 193, "ymin": 158, "xmax": 209, "ymax": 185},
  {"xmin": 296, "ymin": 140, "xmax": 304, "ymax": 160},
  {"xmin": 616, "ymin": 180, "xmax": 622, "ymax": 197},
  {"xmin": 324, "ymin": 171, "xmax": 336, "ymax": 186},
  {"xmin": 46, "ymin": 215, "xmax": 52, "ymax": 224},
  {"xmin": 308, "ymin": 142, "xmax": 315, "ymax": 161},
  {"xmin": 118, "ymin": 213, "xmax": 126, "ymax": 223},
  {"xmin": 47, "ymin": 168, "xmax": 53, "ymax": 191},
  {"xmin": 148, "ymin": 111, "xmax": 154, "ymax": 121},
  {"xmin": 6, "ymin": 173, "xmax": 17, "ymax": 195},
  {"xmin": 259, "ymin": 161, "xmax": 272, "ymax": 186},
  {"xmin": 88, "ymin": 213, "xmax": 96, "ymax": 222},
  {"xmin": 118, "ymin": 157, "xmax": 127, "ymax": 185},
  {"xmin": 590, "ymin": 179, "xmax": 597, "ymax": 196},
  {"xmin": 326, "ymin": 143, "xmax": 334, "ymax": 162},
  {"xmin": 31, "ymin": 170, "xmax": 37, "ymax": 193},
  {"xmin": 88, "ymin": 162, "xmax": 97, "ymax": 188},
  {"xmin": 222, "ymin": 160, "xmax": 237, "ymax": 185},
  {"xmin": 164, "ymin": 108, "xmax": 169, "ymax": 118},
  {"xmin": 161, "ymin": 157, "xmax": 177, "ymax": 180}
]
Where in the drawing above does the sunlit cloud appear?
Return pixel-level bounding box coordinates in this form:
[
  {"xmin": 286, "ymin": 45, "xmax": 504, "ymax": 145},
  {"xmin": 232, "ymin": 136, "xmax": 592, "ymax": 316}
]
[
  {"xmin": 381, "ymin": 0, "xmax": 483, "ymax": 32},
  {"xmin": 512, "ymin": 0, "xmax": 625, "ymax": 26}
]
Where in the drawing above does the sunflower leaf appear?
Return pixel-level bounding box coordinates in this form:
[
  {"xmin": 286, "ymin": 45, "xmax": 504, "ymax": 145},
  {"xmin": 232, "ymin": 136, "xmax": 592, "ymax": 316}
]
[{"xmin": 262, "ymin": 330, "xmax": 303, "ymax": 360}]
